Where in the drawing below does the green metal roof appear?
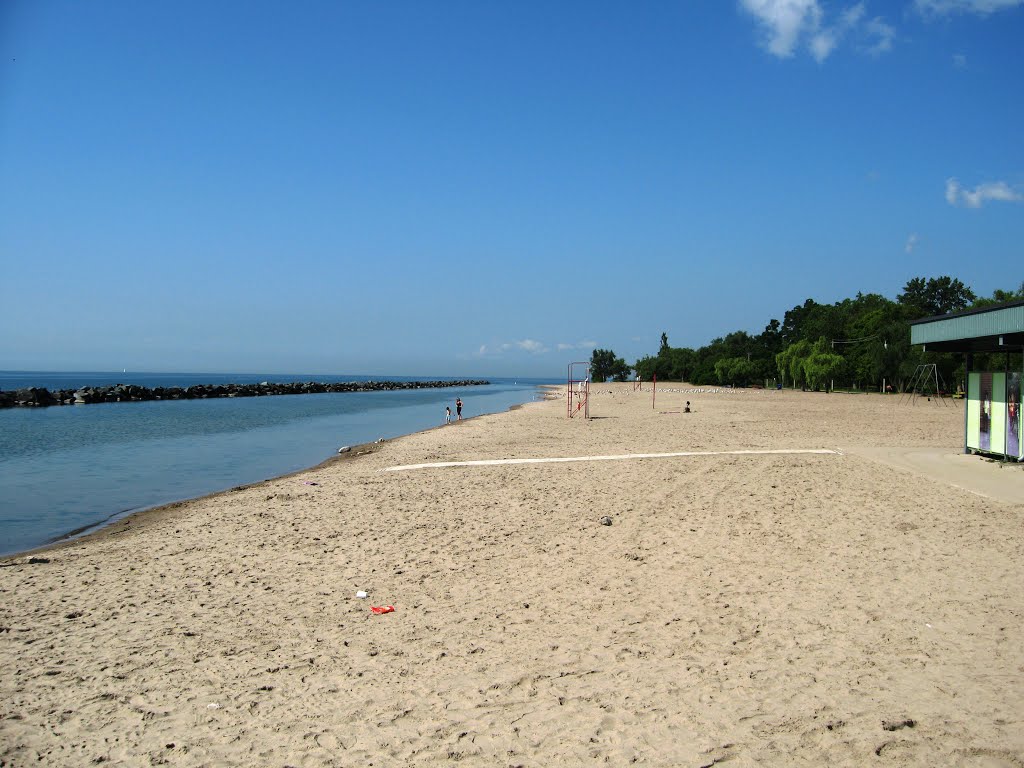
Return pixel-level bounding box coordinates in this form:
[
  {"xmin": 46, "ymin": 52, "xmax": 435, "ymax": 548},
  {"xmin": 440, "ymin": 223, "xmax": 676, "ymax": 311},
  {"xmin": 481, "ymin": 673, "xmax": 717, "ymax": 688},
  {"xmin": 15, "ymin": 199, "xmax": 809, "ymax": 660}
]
[{"xmin": 910, "ymin": 299, "xmax": 1024, "ymax": 352}]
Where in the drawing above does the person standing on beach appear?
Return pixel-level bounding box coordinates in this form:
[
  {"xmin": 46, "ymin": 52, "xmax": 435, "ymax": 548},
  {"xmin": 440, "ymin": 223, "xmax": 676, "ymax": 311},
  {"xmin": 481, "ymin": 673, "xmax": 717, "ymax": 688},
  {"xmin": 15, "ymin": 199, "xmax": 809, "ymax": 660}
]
[
  {"xmin": 456, "ymin": 397, "xmax": 463, "ymax": 421},
  {"xmin": 445, "ymin": 406, "xmax": 451, "ymax": 424}
]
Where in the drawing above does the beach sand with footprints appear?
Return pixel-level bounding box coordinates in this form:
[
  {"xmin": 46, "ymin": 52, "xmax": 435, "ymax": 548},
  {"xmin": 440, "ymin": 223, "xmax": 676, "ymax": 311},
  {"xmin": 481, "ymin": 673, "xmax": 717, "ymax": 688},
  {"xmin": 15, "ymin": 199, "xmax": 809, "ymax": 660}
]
[{"xmin": 2, "ymin": 383, "xmax": 1022, "ymax": 766}]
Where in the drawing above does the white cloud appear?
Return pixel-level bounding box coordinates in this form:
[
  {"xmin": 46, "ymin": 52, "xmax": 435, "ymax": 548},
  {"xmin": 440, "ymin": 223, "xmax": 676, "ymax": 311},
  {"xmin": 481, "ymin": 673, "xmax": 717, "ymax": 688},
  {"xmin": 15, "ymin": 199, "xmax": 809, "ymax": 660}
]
[
  {"xmin": 905, "ymin": 233, "xmax": 919, "ymax": 253},
  {"xmin": 916, "ymin": 0, "xmax": 1024, "ymax": 15},
  {"xmin": 810, "ymin": 30, "xmax": 837, "ymax": 61},
  {"xmin": 863, "ymin": 17, "xmax": 895, "ymax": 55},
  {"xmin": 946, "ymin": 177, "xmax": 1024, "ymax": 208},
  {"xmin": 741, "ymin": 0, "xmax": 894, "ymax": 61},
  {"xmin": 515, "ymin": 339, "xmax": 547, "ymax": 354},
  {"xmin": 476, "ymin": 338, "xmax": 551, "ymax": 357},
  {"xmin": 945, "ymin": 178, "xmax": 960, "ymax": 205},
  {"xmin": 556, "ymin": 340, "xmax": 597, "ymax": 352},
  {"xmin": 965, "ymin": 182, "xmax": 1024, "ymax": 207},
  {"xmin": 841, "ymin": 2, "xmax": 867, "ymax": 25},
  {"xmin": 740, "ymin": 0, "xmax": 822, "ymax": 58}
]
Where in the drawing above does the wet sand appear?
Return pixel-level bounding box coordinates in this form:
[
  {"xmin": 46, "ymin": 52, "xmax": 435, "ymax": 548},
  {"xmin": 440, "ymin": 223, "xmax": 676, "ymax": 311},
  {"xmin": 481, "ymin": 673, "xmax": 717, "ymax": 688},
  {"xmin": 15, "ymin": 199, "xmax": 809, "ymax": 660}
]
[{"xmin": 2, "ymin": 384, "xmax": 1022, "ymax": 766}]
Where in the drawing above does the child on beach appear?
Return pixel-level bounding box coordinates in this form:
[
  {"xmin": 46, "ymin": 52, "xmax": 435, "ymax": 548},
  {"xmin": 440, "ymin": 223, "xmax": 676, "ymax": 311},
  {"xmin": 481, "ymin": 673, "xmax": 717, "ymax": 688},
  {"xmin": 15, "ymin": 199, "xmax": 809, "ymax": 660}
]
[{"xmin": 445, "ymin": 406, "xmax": 451, "ymax": 424}]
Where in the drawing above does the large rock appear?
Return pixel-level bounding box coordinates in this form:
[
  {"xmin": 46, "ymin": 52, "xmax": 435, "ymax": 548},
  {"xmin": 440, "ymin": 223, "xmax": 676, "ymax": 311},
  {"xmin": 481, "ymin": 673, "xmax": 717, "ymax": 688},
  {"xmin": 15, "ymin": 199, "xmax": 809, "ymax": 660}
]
[
  {"xmin": 14, "ymin": 387, "xmax": 56, "ymax": 407},
  {"xmin": 0, "ymin": 379, "xmax": 492, "ymax": 408}
]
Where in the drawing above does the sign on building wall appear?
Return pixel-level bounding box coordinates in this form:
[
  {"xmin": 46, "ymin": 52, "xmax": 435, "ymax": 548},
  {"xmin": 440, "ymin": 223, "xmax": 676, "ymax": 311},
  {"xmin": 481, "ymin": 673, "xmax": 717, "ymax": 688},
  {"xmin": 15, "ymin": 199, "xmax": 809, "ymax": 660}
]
[
  {"xmin": 967, "ymin": 371, "xmax": 1021, "ymax": 460},
  {"xmin": 1008, "ymin": 373, "xmax": 1021, "ymax": 459}
]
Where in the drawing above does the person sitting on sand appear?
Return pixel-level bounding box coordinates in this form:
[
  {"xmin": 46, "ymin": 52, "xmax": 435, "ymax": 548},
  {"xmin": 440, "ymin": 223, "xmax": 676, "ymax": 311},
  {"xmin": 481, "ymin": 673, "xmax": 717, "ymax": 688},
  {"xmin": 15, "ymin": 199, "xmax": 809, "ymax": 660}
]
[{"xmin": 684, "ymin": 401, "xmax": 691, "ymax": 413}]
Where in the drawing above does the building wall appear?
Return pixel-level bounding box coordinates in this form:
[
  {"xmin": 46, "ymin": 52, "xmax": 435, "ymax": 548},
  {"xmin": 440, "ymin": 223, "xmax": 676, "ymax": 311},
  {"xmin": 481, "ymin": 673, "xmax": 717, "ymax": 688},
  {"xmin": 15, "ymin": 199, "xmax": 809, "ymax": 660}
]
[
  {"xmin": 967, "ymin": 371, "xmax": 1022, "ymax": 459},
  {"xmin": 967, "ymin": 373, "xmax": 981, "ymax": 449}
]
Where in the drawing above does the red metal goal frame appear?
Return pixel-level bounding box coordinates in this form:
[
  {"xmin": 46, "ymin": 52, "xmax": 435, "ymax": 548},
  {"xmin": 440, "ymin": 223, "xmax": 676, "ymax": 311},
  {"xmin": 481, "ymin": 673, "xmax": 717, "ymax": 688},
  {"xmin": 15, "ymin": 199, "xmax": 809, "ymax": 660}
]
[{"xmin": 567, "ymin": 362, "xmax": 590, "ymax": 419}]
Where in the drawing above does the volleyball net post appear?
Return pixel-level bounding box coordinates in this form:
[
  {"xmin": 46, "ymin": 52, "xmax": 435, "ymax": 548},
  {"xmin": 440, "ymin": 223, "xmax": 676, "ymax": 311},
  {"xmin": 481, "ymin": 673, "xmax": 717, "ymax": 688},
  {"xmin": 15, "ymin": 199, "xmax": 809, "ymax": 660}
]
[
  {"xmin": 652, "ymin": 373, "xmax": 657, "ymax": 409},
  {"xmin": 567, "ymin": 362, "xmax": 590, "ymax": 419}
]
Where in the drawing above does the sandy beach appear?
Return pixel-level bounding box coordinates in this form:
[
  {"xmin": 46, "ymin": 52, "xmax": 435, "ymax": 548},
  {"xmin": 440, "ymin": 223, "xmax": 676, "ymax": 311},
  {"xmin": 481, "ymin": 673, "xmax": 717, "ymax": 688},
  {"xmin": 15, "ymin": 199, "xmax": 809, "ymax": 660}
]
[{"xmin": 2, "ymin": 384, "xmax": 1022, "ymax": 767}]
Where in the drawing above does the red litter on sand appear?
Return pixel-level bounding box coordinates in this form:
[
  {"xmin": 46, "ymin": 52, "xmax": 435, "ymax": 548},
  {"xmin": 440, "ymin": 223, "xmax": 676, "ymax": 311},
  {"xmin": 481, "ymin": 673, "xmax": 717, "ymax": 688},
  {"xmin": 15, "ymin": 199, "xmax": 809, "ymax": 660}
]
[{"xmin": 371, "ymin": 605, "xmax": 395, "ymax": 615}]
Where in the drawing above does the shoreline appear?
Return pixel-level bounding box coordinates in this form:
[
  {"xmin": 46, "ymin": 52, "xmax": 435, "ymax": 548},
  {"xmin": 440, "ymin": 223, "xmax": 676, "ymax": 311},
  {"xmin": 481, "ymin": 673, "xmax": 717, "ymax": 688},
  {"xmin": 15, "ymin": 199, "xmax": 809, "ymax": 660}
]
[
  {"xmin": 2, "ymin": 383, "xmax": 1021, "ymax": 766},
  {"xmin": 3, "ymin": 440, "xmax": 388, "ymax": 563},
  {"xmin": 0, "ymin": 440, "xmax": 370, "ymax": 563},
  {"xmin": 1, "ymin": 392, "xmax": 545, "ymax": 563}
]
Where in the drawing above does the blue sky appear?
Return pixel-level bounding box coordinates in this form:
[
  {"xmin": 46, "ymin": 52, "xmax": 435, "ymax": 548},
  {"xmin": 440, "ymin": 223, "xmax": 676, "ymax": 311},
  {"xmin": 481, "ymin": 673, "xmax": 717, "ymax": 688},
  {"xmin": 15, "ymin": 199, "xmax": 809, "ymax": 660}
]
[{"xmin": 1, "ymin": 1, "xmax": 1021, "ymax": 377}]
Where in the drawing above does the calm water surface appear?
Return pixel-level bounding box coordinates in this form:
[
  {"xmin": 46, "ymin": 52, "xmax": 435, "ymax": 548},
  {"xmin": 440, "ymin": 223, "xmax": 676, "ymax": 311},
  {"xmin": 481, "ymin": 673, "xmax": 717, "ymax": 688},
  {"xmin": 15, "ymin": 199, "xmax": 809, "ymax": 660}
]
[{"xmin": 0, "ymin": 373, "xmax": 553, "ymax": 556}]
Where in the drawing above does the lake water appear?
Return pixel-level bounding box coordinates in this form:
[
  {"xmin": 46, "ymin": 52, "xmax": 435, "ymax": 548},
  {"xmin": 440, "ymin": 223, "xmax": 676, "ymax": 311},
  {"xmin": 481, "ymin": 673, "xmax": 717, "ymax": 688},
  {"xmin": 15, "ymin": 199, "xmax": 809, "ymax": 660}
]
[{"xmin": 0, "ymin": 372, "xmax": 554, "ymax": 556}]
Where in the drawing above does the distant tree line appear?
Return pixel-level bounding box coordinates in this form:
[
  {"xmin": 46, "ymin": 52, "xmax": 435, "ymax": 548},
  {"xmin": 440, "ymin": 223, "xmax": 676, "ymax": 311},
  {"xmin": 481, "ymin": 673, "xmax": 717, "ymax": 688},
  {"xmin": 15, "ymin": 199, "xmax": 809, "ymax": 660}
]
[{"xmin": 589, "ymin": 277, "xmax": 1023, "ymax": 391}]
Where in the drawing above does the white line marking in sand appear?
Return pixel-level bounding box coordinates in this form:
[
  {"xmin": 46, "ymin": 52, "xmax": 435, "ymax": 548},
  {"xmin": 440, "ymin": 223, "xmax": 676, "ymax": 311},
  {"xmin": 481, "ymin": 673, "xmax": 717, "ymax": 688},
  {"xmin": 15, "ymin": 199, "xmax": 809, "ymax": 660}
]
[{"xmin": 384, "ymin": 448, "xmax": 841, "ymax": 472}]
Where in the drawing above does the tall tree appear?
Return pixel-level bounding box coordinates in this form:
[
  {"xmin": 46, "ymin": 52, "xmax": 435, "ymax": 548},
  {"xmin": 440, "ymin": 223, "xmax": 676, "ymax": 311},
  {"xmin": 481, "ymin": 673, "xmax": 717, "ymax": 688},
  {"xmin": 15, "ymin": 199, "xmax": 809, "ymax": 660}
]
[
  {"xmin": 802, "ymin": 338, "xmax": 846, "ymax": 391},
  {"xmin": 781, "ymin": 299, "xmax": 819, "ymax": 345},
  {"xmin": 590, "ymin": 349, "xmax": 630, "ymax": 383},
  {"xmin": 898, "ymin": 276, "xmax": 975, "ymax": 318},
  {"xmin": 638, "ymin": 276, "xmax": 977, "ymax": 391},
  {"xmin": 714, "ymin": 357, "xmax": 758, "ymax": 386}
]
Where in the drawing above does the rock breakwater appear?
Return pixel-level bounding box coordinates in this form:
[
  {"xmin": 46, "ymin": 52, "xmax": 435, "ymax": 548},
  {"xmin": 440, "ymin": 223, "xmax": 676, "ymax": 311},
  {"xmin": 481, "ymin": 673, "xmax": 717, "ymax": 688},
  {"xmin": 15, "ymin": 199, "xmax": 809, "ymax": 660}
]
[{"xmin": 0, "ymin": 380, "xmax": 490, "ymax": 408}]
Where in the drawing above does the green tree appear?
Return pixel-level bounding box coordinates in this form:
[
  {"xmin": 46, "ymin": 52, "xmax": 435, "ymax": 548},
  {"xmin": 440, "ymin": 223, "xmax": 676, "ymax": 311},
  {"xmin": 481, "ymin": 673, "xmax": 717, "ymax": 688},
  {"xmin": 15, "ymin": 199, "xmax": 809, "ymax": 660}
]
[
  {"xmin": 633, "ymin": 354, "xmax": 659, "ymax": 382},
  {"xmin": 630, "ymin": 275, "xmax": 980, "ymax": 392},
  {"xmin": 758, "ymin": 318, "xmax": 784, "ymax": 359},
  {"xmin": 635, "ymin": 333, "xmax": 696, "ymax": 382},
  {"xmin": 714, "ymin": 357, "xmax": 759, "ymax": 386},
  {"xmin": 971, "ymin": 282, "xmax": 1024, "ymax": 308},
  {"xmin": 775, "ymin": 339, "xmax": 812, "ymax": 389},
  {"xmin": 802, "ymin": 339, "xmax": 846, "ymax": 391},
  {"xmin": 835, "ymin": 295, "xmax": 903, "ymax": 389},
  {"xmin": 781, "ymin": 299, "xmax": 819, "ymax": 345},
  {"xmin": 898, "ymin": 276, "xmax": 976, "ymax": 318},
  {"xmin": 687, "ymin": 332, "xmax": 754, "ymax": 385},
  {"xmin": 590, "ymin": 348, "xmax": 630, "ymax": 383},
  {"xmin": 666, "ymin": 346, "xmax": 697, "ymax": 381}
]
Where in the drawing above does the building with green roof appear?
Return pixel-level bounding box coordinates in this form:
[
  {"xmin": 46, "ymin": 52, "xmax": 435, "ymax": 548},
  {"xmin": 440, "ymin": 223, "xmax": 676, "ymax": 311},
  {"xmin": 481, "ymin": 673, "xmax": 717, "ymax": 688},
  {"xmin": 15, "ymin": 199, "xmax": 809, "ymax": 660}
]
[{"xmin": 910, "ymin": 299, "xmax": 1023, "ymax": 460}]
